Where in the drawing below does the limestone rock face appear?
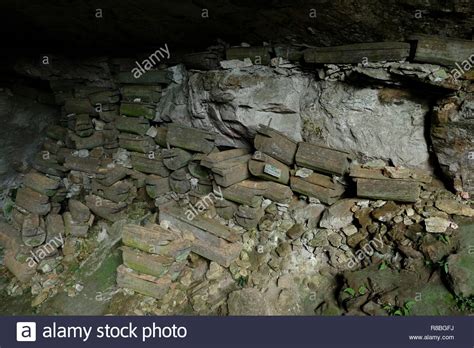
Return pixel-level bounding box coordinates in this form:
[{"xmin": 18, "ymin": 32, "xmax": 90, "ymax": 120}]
[
  {"xmin": 156, "ymin": 65, "xmax": 432, "ymax": 170},
  {"xmin": 156, "ymin": 65, "xmax": 306, "ymax": 147},
  {"xmin": 0, "ymin": 92, "xmax": 59, "ymax": 193},
  {"xmin": 301, "ymin": 81, "xmax": 431, "ymax": 169},
  {"xmin": 431, "ymin": 93, "xmax": 474, "ymax": 194}
]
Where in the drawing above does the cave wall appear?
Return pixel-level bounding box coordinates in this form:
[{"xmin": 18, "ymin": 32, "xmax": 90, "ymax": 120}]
[{"xmin": 0, "ymin": 88, "xmax": 59, "ymax": 199}]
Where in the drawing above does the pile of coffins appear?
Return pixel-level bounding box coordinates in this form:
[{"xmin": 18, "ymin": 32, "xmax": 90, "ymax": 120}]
[
  {"xmin": 117, "ymin": 223, "xmax": 192, "ymax": 299},
  {"xmin": 1, "ymin": 34, "xmax": 472, "ymax": 310}
]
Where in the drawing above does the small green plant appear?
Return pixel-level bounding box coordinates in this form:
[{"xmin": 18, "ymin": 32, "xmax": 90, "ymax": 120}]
[
  {"xmin": 455, "ymin": 295, "xmax": 474, "ymax": 312},
  {"xmin": 383, "ymin": 300, "xmax": 415, "ymax": 316},
  {"xmin": 437, "ymin": 234, "xmax": 450, "ymax": 245},
  {"xmin": 379, "ymin": 261, "xmax": 388, "ymax": 270},
  {"xmin": 237, "ymin": 275, "xmax": 248, "ymax": 287},
  {"xmin": 343, "ymin": 287, "xmax": 356, "ymax": 297},
  {"xmin": 437, "ymin": 258, "xmax": 449, "ymax": 274},
  {"xmin": 358, "ymin": 286, "xmax": 367, "ymax": 295}
]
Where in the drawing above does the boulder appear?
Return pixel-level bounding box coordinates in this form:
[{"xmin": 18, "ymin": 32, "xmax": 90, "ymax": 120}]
[{"xmin": 319, "ymin": 199, "xmax": 355, "ymax": 230}]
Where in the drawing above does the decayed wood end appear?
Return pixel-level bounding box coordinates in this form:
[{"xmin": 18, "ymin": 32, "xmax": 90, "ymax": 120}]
[{"xmin": 409, "ymin": 34, "xmax": 474, "ymax": 67}]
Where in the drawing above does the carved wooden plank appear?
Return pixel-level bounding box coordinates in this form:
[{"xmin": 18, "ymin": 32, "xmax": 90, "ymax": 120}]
[
  {"xmin": 296, "ymin": 142, "xmax": 350, "ymax": 176},
  {"xmin": 303, "ymin": 42, "xmax": 411, "ymax": 64},
  {"xmin": 356, "ymin": 178, "xmax": 420, "ymax": 202}
]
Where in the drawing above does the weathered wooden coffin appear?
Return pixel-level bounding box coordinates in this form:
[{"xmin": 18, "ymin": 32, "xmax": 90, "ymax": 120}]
[
  {"xmin": 303, "ymin": 42, "xmax": 411, "ymax": 64},
  {"xmin": 130, "ymin": 152, "xmax": 170, "ymax": 176},
  {"xmin": 120, "ymin": 85, "xmax": 162, "ymax": 103},
  {"xmin": 254, "ymin": 124, "xmax": 298, "ymax": 165},
  {"xmin": 15, "ymin": 187, "xmax": 51, "ymax": 215},
  {"xmin": 122, "ymin": 223, "xmax": 191, "ymax": 258},
  {"xmin": 356, "ymin": 178, "xmax": 420, "ymax": 202},
  {"xmin": 64, "ymin": 155, "xmax": 101, "ymax": 174},
  {"xmin": 166, "ymin": 124, "xmax": 216, "ymax": 153},
  {"xmin": 200, "ymin": 148, "xmax": 250, "ymax": 168},
  {"xmin": 221, "ymin": 181, "xmax": 264, "ymax": 207},
  {"xmin": 295, "ymin": 142, "xmax": 351, "ymax": 176},
  {"xmin": 145, "ymin": 175, "xmax": 171, "ymax": 199},
  {"xmin": 290, "ymin": 173, "xmax": 345, "ymax": 205},
  {"xmin": 162, "ymin": 148, "xmax": 193, "ymax": 170},
  {"xmin": 23, "ymin": 172, "xmax": 60, "ymax": 196},
  {"xmin": 120, "ymin": 102, "xmax": 155, "ymax": 119},
  {"xmin": 211, "ymin": 154, "xmax": 251, "ymax": 187},
  {"xmin": 121, "ymin": 246, "xmax": 173, "ymax": 278},
  {"xmin": 159, "ymin": 204, "xmax": 242, "ymax": 267},
  {"xmin": 248, "ymin": 152, "xmax": 290, "ymax": 184},
  {"xmin": 116, "ymin": 116, "xmax": 150, "ymax": 135},
  {"xmin": 119, "ymin": 134, "xmax": 155, "ymax": 153},
  {"xmin": 249, "ymin": 180, "xmax": 293, "ymax": 203},
  {"xmin": 116, "ymin": 265, "xmax": 171, "ymax": 299},
  {"xmin": 409, "ymin": 34, "xmax": 474, "ymax": 67}
]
